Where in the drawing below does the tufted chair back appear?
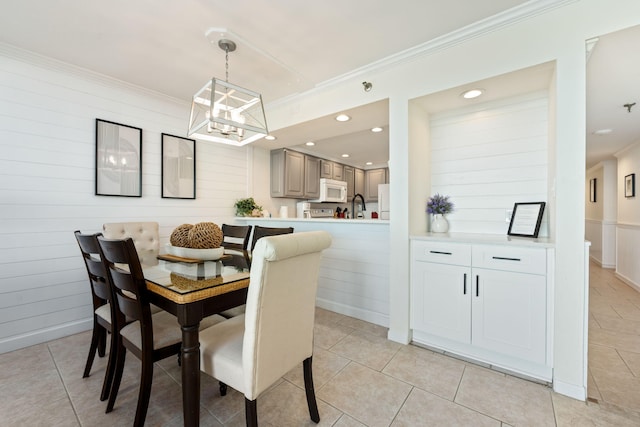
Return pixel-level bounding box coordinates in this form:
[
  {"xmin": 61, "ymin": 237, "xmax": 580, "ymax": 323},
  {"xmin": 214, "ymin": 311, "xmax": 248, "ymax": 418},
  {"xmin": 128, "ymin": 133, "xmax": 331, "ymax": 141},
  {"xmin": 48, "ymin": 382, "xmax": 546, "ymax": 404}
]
[{"xmin": 102, "ymin": 222, "xmax": 159, "ymax": 266}]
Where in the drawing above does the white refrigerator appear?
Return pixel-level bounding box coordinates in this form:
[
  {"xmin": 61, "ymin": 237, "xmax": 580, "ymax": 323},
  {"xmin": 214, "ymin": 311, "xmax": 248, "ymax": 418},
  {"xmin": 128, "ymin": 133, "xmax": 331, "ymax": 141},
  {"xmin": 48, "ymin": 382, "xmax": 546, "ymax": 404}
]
[{"xmin": 378, "ymin": 184, "xmax": 390, "ymax": 220}]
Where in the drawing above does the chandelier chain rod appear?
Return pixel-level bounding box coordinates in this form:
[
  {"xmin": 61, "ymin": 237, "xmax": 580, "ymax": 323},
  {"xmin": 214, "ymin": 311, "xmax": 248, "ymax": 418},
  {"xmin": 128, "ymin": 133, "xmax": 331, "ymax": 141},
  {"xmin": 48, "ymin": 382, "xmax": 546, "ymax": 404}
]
[{"xmin": 225, "ymin": 46, "xmax": 229, "ymax": 82}]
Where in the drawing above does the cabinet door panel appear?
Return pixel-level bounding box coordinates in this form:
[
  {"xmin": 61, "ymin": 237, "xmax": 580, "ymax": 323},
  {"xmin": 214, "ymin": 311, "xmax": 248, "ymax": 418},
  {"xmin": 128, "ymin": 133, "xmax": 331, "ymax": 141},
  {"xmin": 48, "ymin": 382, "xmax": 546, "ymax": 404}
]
[
  {"xmin": 472, "ymin": 269, "xmax": 546, "ymax": 363},
  {"xmin": 411, "ymin": 261, "xmax": 471, "ymax": 343},
  {"xmin": 364, "ymin": 168, "xmax": 387, "ymax": 202},
  {"xmin": 332, "ymin": 163, "xmax": 344, "ymax": 180},
  {"xmin": 320, "ymin": 160, "xmax": 333, "ymax": 178},
  {"xmin": 284, "ymin": 150, "xmax": 305, "ymax": 197},
  {"xmin": 354, "ymin": 168, "xmax": 365, "ymax": 196},
  {"xmin": 304, "ymin": 156, "xmax": 320, "ymax": 198},
  {"xmin": 344, "ymin": 166, "xmax": 355, "ymax": 201}
]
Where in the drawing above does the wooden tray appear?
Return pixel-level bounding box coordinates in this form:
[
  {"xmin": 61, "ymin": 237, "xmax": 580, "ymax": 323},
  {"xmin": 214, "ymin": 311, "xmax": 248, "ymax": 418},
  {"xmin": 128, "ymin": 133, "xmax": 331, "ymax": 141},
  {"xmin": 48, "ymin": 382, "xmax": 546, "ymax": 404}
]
[{"xmin": 157, "ymin": 254, "xmax": 230, "ymax": 264}]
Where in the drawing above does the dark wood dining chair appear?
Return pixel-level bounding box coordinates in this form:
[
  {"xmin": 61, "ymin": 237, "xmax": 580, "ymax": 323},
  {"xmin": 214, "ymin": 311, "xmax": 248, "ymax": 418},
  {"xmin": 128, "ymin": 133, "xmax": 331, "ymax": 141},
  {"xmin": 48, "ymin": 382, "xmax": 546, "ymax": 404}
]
[
  {"xmin": 199, "ymin": 231, "xmax": 332, "ymax": 427},
  {"xmin": 250, "ymin": 225, "xmax": 294, "ymax": 251},
  {"xmin": 222, "ymin": 224, "xmax": 253, "ymax": 251},
  {"xmin": 97, "ymin": 236, "xmax": 224, "ymax": 427},
  {"xmin": 75, "ymin": 230, "xmax": 118, "ymax": 402}
]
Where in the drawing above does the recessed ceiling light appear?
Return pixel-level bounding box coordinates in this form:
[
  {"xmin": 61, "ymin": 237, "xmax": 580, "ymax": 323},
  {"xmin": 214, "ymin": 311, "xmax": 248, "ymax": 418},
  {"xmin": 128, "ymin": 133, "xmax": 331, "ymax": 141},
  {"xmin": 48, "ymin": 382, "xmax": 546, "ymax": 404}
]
[
  {"xmin": 305, "ymin": 141, "xmax": 315, "ymax": 146},
  {"xmin": 341, "ymin": 154, "xmax": 350, "ymax": 158},
  {"xmin": 461, "ymin": 89, "xmax": 484, "ymax": 99},
  {"xmin": 365, "ymin": 161, "xmax": 373, "ymax": 166},
  {"xmin": 371, "ymin": 127, "xmax": 383, "ymax": 133},
  {"xmin": 593, "ymin": 128, "xmax": 613, "ymax": 135},
  {"xmin": 264, "ymin": 135, "xmax": 276, "ymax": 141},
  {"xmin": 335, "ymin": 114, "xmax": 351, "ymax": 122}
]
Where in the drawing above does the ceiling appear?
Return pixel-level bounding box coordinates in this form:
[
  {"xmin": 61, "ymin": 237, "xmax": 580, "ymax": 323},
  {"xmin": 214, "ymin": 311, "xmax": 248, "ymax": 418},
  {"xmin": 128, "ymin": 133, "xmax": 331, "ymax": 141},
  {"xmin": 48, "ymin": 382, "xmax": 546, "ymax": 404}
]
[
  {"xmin": 0, "ymin": 1, "xmax": 636, "ymax": 169},
  {"xmin": 586, "ymin": 24, "xmax": 640, "ymax": 169}
]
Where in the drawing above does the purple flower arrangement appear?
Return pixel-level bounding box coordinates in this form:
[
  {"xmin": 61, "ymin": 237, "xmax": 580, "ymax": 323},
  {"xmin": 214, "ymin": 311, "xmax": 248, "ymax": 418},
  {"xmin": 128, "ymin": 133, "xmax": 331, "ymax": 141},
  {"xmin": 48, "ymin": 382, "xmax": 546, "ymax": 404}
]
[{"xmin": 426, "ymin": 193, "xmax": 454, "ymax": 215}]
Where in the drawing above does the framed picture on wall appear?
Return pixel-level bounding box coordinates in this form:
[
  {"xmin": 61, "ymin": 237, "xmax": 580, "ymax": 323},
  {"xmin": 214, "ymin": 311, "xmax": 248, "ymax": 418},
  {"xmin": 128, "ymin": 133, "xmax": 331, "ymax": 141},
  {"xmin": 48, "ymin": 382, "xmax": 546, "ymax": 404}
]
[
  {"xmin": 590, "ymin": 178, "xmax": 597, "ymax": 202},
  {"xmin": 95, "ymin": 119, "xmax": 142, "ymax": 197},
  {"xmin": 507, "ymin": 202, "xmax": 546, "ymax": 238},
  {"xmin": 161, "ymin": 133, "xmax": 196, "ymax": 199},
  {"xmin": 625, "ymin": 173, "xmax": 635, "ymax": 198}
]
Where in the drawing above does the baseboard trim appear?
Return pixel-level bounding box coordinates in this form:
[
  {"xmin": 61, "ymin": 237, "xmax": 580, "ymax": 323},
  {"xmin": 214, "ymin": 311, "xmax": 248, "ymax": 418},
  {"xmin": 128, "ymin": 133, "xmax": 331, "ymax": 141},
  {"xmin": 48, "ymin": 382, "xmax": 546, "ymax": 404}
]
[
  {"xmin": 316, "ymin": 298, "xmax": 389, "ymax": 328},
  {"xmin": 0, "ymin": 319, "xmax": 92, "ymax": 354},
  {"xmin": 553, "ymin": 380, "xmax": 586, "ymax": 401},
  {"xmin": 615, "ymin": 272, "xmax": 640, "ymax": 293}
]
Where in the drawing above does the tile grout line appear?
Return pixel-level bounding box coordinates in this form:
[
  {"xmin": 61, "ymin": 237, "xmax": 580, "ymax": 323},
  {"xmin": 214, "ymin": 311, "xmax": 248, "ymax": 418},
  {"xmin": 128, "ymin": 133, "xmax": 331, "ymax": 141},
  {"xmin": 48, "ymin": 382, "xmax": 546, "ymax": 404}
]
[{"xmin": 47, "ymin": 343, "xmax": 83, "ymax": 427}]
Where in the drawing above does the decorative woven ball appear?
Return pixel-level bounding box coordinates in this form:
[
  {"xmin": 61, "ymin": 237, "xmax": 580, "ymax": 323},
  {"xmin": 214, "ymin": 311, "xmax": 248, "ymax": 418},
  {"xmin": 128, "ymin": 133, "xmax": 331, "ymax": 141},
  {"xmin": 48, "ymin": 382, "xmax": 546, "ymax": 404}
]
[
  {"xmin": 187, "ymin": 222, "xmax": 223, "ymax": 249},
  {"xmin": 170, "ymin": 224, "xmax": 193, "ymax": 247}
]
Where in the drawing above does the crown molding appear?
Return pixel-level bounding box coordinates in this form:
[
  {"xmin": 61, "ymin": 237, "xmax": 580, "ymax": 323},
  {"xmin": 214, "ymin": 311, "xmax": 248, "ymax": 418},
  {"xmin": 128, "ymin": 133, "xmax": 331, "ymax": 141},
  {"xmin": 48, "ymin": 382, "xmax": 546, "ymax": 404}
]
[
  {"xmin": 0, "ymin": 42, "xmax": 190, "ymax": 107},
  {"xmin": 268, "ymin": 0, "xmax": 578, "ymax": 109}
]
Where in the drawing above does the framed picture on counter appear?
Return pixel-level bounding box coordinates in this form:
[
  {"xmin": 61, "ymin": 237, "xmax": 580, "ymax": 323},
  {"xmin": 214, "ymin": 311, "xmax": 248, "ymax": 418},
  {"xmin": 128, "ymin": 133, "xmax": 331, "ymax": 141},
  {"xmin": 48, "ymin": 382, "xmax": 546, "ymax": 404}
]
[
  {"xmin": 95, "ymin": 119, "xmax": 142, "ymax": 197},
  {"xmin": 507, "ymin": 202, "xmax": 546, "ymax": 238},
  {"xmin": 161, "ymin": 133, "xmax": 196, "ymax": 199}
]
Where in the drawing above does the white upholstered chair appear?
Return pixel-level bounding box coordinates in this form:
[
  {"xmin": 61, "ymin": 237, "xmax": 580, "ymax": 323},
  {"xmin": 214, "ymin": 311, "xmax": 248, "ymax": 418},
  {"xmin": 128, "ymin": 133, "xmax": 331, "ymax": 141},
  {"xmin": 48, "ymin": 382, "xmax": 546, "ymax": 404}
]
[
  {"xmin": 199, "ymin": 231, "xmax": 332, "ymax": 426},
  {"xmin": 102, "ymin": 222, "xmax": 159, "ymax": 266}
]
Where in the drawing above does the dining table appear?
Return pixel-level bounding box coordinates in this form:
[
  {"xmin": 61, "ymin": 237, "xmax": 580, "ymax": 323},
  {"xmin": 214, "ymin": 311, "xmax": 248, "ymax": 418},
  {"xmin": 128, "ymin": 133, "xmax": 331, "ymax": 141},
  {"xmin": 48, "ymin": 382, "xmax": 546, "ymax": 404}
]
[{"xmin": 142, "ymin": 249, "xmax": 251, "ymax": 427}]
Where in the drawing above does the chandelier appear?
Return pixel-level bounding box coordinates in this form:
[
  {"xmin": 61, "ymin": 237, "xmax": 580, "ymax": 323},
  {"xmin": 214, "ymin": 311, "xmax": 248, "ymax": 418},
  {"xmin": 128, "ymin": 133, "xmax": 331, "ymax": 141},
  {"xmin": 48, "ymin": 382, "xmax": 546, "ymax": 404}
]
[{"xmin": 188, "ymin": 39, "xmax": 268, "ymax": 146}]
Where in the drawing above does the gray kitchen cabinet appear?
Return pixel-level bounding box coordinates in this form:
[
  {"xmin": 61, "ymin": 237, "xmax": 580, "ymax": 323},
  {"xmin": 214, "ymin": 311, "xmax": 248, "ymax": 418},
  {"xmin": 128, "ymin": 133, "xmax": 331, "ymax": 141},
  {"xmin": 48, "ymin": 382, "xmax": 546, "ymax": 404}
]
[
  {"xmin": 344, "ymin": 165, "xmax": 355, "ymax": 200},
  {"xmin": 320, "ymin": 159, "xmax": 344, "ymax": 180},
  {"xmin": 364, "ymin": 168, "xmax": 388, "ymax": 202},
  {"xmin": 354, "ymin": 168, "xmax": 365, "ymax": 197},
  {"xmin": 332, "ymin": 163, "xmax": 344, "ymax": 180},
  {"xmin": 304, "ymin": 155, "xmax": 321, "ymax": 198},
  {"xmin": 270, "ymin": 149, "xmax": 305, "ymax": 198},
  {"xmin": 320, "ymin": 160, "xmax": 333, "ymax": 179}
]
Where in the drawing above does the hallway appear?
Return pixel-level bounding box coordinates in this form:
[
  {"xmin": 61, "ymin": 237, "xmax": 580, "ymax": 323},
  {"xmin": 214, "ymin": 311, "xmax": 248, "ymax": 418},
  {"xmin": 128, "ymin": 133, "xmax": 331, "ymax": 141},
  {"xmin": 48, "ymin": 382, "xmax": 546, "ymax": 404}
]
[{"xmin": 588, "ymin": 261, "xmax": 640, "ymax": 412}]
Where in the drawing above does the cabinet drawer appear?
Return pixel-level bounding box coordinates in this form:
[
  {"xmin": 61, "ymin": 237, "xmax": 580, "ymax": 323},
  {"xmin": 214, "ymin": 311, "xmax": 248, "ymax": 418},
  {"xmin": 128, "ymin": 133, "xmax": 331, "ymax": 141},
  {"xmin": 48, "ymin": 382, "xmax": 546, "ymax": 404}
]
[
  {"xmin": 412, "ymin": 241, "xmax": 471, "ymax": 265},
  {"xmin": 472, "ymin": 245, "xmax": 546, "ymax": 275}
]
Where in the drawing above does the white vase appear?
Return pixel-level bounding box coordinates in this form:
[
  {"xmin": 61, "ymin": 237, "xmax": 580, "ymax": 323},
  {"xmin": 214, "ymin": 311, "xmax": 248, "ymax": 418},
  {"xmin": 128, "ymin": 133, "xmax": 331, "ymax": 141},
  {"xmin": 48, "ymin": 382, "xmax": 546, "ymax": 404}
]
[{"xmin": 431, "ymin": 214, "xmax": 449, "ymax": 233}]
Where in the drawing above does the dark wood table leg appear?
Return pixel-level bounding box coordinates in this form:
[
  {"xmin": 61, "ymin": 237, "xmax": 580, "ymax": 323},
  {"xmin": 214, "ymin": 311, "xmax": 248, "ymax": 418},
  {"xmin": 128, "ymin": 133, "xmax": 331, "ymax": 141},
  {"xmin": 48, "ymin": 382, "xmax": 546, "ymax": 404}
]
[{"xmin": 181, "ymin": 323, "xmax": 200, "ymax": 427}]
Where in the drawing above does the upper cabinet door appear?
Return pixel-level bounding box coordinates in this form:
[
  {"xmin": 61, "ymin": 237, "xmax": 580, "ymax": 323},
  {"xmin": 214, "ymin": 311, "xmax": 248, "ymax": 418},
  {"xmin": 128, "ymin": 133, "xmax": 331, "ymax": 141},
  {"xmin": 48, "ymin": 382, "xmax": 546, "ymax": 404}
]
[
  {"xmin": 344, "ymin": 166, "xmax": 355, "ymax": 200},
  {"xmin": 270, "ymin": 149, "xmax": 305, "ymax": 198},
  {"xmin": 332, "ymin": 163, "xmax": 344, "ymax": 180},
  {"xmin": 304, "ymin": 156, "xmax": 321, "ymax": 198},
  {"xmin": 320, "ymin": 160, "xmax": 333, "ymax": 179},
  {"xmin": 354, "ymin": 168, "xmax": 365, "ymax": 197},
  {"xmin": 364, "ymin": 168, "xmax": 388, "ymax": 202}
]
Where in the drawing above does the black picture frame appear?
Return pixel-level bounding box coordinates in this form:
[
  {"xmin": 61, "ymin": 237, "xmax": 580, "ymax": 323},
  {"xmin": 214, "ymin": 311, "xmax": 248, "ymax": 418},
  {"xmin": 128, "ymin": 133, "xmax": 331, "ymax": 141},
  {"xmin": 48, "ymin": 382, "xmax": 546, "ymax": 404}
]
[
  {"xmin": 507, "ymin": 202, "xmax": 546, "ymax": 238},
  {"xmin": 625, "ymin": 173, "xmax": 635, "ymax": 198},
  {"xmin": 161, "ymin": 133, "xmax": 196, "ymax": 199},
  {"xmin": 589, "ymin": 178, "xmax": 597, "ymax": 203},
  {"xmin": 95, "ymin": 119, "xmax": 142, "ymax": 197}
]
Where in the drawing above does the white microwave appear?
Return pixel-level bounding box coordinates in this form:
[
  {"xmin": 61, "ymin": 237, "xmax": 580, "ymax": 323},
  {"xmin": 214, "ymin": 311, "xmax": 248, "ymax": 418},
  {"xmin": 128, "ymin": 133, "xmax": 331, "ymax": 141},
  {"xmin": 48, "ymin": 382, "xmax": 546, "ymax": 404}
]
[{"xmin": 309, "ymin": 178, "xmax": 348, "ymax": 203}]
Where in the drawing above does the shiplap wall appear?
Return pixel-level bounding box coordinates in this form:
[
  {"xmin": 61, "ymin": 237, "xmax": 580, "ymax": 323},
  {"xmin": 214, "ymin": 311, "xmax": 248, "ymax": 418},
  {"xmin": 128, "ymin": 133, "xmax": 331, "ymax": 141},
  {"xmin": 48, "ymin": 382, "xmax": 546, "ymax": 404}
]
[
  {"xmin": 429, "ymin": 91, "xmax": 549, "ymax": 235},
  {"xmin": 239, "ymin": 219, "xmax": 390, "ymax": 327},
  {"xmin": 0, "ymin": 47, "xmax": 250, "ymax": 353}
]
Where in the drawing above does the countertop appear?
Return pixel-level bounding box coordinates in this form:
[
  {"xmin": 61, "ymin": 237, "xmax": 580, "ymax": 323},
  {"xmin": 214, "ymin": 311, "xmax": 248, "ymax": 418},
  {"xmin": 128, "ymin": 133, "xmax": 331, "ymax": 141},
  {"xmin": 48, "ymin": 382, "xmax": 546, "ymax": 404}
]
[
  {"xmin": 410, "ymin": 232, "xmax": 555, "ymax": 248},
  {"xmin": 235, "ymin": 217, "xmax": 389, "ymax": 225}
]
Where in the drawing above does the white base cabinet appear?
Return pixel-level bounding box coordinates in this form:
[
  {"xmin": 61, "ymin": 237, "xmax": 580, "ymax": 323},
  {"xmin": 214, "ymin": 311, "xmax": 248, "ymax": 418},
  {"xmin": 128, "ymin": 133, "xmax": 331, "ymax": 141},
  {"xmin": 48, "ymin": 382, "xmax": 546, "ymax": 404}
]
[{"xmin": 411, "ymin": 238, "xmax": 553, "ymax": 381}]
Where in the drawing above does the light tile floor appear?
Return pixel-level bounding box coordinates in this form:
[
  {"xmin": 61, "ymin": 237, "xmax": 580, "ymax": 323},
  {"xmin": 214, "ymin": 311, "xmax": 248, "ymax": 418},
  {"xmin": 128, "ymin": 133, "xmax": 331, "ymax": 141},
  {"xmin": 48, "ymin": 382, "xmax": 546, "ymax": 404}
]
[
  {"xmin": 2, "ymin": 262, "xmax": 640, "ymax": 426},
  {"xmin": 588, "ymin": 260, "xmax": 640, "ymax": 414}
]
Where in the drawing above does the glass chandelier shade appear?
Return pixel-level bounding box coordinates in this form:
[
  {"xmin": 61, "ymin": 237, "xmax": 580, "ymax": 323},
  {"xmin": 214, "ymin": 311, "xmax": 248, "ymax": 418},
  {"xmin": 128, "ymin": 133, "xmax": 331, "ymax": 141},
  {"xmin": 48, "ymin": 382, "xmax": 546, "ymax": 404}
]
[{"xmin": 187, "ymin": 39, "xmax": 268, "ymax": 146}]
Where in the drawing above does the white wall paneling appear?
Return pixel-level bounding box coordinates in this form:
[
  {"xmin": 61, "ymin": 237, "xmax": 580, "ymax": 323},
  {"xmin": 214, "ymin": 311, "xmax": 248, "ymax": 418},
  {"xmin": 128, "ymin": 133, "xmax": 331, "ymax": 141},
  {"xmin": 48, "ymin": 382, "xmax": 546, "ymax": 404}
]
[
  {"xmin": 0, "ymin": 50, "xmax": 250, "ymax": 353},
  {"xmin": 238, "ymin": 219, "xmax": 390, "ymax": 327},
  {"xmin": 585, "ymin": 161, "xmax": 617, "ymax": 268},
  {"xmin": 429, "ymin": 92, "xmax": 549, "ymax": 235},
  {"xmin": 616, "ymin": 224, "xmax": 640, "ymax": 291}
]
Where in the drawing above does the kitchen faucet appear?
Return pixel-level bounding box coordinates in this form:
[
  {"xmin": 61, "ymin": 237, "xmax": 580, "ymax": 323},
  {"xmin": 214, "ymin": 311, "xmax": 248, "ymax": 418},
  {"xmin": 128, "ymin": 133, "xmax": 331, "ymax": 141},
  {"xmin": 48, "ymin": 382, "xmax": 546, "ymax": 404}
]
[{"xmin": 352, "ymin": 193, "xmax": 366, "ymax": 219}]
